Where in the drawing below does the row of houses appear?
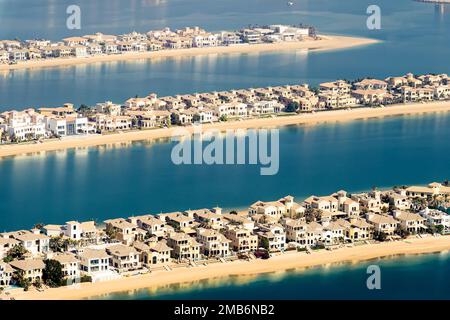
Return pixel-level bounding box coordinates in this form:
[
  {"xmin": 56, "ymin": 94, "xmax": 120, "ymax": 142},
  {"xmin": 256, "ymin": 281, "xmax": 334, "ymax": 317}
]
[
  {"xmin": 1, "ymin": 181, "xmax": 449, "ymax": 288},
  {"xmin": 2, "ymin": 72, "xmax": 450, "ymax": 143},
  {"xmin": 0, "ymin": 24, "xmax": 314, "ymax": 64}
]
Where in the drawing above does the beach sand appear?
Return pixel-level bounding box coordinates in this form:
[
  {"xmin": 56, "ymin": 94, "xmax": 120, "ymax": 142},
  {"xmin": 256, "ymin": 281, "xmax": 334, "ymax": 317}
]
[
  {"xmin": 0, "ymin": 35, "xmax": 379, "ymax": 72},
  {"xmin": 1, "ymin": 100, "xmax": 450, "ymax": 159},
  {"xmin": 8, "ymin": 235, "xmax": 450, "ymax": 300}
]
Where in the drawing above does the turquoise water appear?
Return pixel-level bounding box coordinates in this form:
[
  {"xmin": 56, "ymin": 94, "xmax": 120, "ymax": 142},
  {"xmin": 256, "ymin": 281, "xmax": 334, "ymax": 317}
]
[
  {"xmin": 1, "ymin": 0, "xmax": 450, "ymax": 108},
  {"xmin": 97, "ymin": 252, "xmax": 450, "ymax": 300},
  {"xmin": 1, "ymin": 112, "xmax": 449, "ymax": 231}
]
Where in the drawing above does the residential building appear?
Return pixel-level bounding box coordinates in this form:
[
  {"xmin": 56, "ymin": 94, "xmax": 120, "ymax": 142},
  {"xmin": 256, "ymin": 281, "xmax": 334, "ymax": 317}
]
[
  {"xmin": 104, "ymin": 218, "xmax": 145, "ymax": 245},
  {"xmin": 366, "ymin": 213, "xmax": 399, "ymax": 235},
  {"xmin": 256, "ymin": 224, "xmax": 286, "ymax": 252},
  {"xmin": 78, "ymin": 248, "xmax": 111, "ymax": 274},
  {"xmin": 133, "ymin": 240, "xmax": 172, "ymax": 266},
  {"xmin": 53, "ymin": 253, "xmax": 81, "ymax": 282},
  {"xmin": 106, "ymin": 244, "xmax": 141, "ymax": 273},
  {"xmin": 196, "ymin": 228, "xmax": 231, "ymax": 257},
  {"xmin": 0, "ymin": 262, "xmax": 13, "ymax": 287},
  {"xmin": 166, "ymin": 233, "xmax": 201, "ymax": 261},
  {"xmin": 13, "ymin": 232, "xmax": 50, "ymax": 256},
  {"xmin": 392, "ymin": 211, "xmax": 426, "ymax": 233},
  {"xmin": 224, "ymin": 226, "xmax": 258, "ymax": 253},
  {"xmin": 0, "ymin": 238, "xmax": 20, "ymax": 260},
  {"xmin": 419, "ymin": 208, "xmax": 450, "ymax": 232},
  {"xmin": 9, "ymin": 259, "xmax": 45, "ymax": 283}
]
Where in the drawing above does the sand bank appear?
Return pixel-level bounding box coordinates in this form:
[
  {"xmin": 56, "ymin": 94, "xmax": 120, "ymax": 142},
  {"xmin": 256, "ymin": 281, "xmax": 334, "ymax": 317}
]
[
  {"xmin": 8, "ymin": 235, "xmax": 450, "ymax": 300},
  {"xmin": 0, "ymin": 35, "xmax": 379, "ymax": 72},
  {"xmin": 1, "ymin": 100, "xmax": 450, "ymax": 159}
]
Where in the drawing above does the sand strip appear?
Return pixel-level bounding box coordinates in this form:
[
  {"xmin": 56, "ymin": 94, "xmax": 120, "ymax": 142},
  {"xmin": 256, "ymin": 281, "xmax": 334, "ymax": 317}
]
[
  {"xmin": 0, "ymin": 101, "xmax": 449, "ymax": 159},
  {"xmin": 0, "ymin": 35, "xmax": 379, "ymax": 72},
  {"xmin": 8, "ymin": 236, "xmax": 450, "ymax": 300}
]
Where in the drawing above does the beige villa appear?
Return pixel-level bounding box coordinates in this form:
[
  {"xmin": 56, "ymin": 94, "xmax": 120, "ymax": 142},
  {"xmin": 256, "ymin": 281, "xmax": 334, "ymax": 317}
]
[
  {"xmin": 196, "ymin": 228, "xmax": 231, "ymax": 257},
  {"xmin": 133, "ymin": 240, "xmax": 172, "ymax": 267},
  {"xmin": 106, "ymin": 244, "xmax": 141, "ymax": 273},
  {"xmin": 365, "ymin": 213, "xmax": 399, "ymax": 235},
  {"xmin": 393, "ymin": 211, "xmax": 427, "ymax": 233},
  {"xmin": 104, "ymin": 218, "xmax": 146, "ymax": 245},
  {"xmin": 9, "ymin": 259, "xmax": 45, "ymax": 284},
  {"xmin": 224, "ymin": 226, "xmax": 258, "ymax": 253},
  {"xmin": 0, "ymin": 262, "xmax": 14, "ymax": 287},
  {"xmin": 53, "ymin": 253, "xmax": 81, "ymax": 281},
  {"xmin": 166, "ymin": 232, "xmax": 202, "ymax": 261}
]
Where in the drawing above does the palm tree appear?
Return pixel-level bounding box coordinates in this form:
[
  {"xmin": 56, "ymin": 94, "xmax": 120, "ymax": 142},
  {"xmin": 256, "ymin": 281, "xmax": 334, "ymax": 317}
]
[{"xmin": 304, "ymin": 208, "xmax": 322, "ymax": 223}]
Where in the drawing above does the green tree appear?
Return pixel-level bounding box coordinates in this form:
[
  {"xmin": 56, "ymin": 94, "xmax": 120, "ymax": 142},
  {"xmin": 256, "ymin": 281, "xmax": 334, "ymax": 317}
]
[
  {"xmin": 304, "ymin": 208, "xmax": 322, "ymax": 223},
  {"xmin": 193, "ymin": 114, "xmax": 201, "ymax": 123},
  {"xmin": 374, "ymin": 231, "xmax": 388, "ymax": 242},
  {"xmin": 260, "ymin": 237, "xmax": 270, "ymax": 250},
  {"xmin": 4, "ymin": 244, "xmax": 28, "ymax": 262},
  {"xmin": 219, "ymin": 115, "xmax": 228, "ymax": 122},
  {"xmin": 436, "ymin": 225, "xmax": 444, "ymax": 235},
  {"xmin": 285, "ymin": 102, "xmax": 299, "ymax": 113},
  {"xmin": 77, "ymin": 104, "xmax": 92, "ymax": 116},
  {"xmin": 42, "ymin": 259, "xmax": 65, "ymax": 288},
  {"xmin": 170, "ymin": 113, "xmax": 181, "ymax": 125},
  {"xmin": 49, "ymin": 236, "xmax": 70, "ymax": 253},
  {"xmin": 80, "ymin": 275, "xmax": 92, "ymax": 283},
  {"xmin": 12, "ymin": 271, "xmax": 31, "ymax": 291}
]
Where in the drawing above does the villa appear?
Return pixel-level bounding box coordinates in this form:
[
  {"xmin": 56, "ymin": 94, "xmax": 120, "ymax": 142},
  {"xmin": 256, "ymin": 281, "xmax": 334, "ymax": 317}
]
[
  {"xmin": 9, "ymin": 259, "xmax": 45, "ymax": 284},
  {"xmin": 133, "ymin": 240, "xmax": 172, "ymax": 267},
  {"xmin": 130, "ymin": 215, "xmax": 167, "ymax": 239},
  {"xmin": 78, "ymin": 248, "xmax": 111, "ymax": 275},
  {"xmin": 106, "ymin": 244, "xmax": 141, "ymax": 273},
  {"xmin": 249, "ymin": 200, "xmax": 287, "ymax": 222},
  {"xmin": 104, "ymin": 218, "xmax": 146, "ymax": 245},
  {"xmin": 340, "ymin": 218, "xmax": 373, "ymax": 242},
  {"xmin": 321, "ymin": 221, "xmax": 345, "ymax": 246},
  {"xmin": 224, "ymin": 226, "xmax": 258, "ymax": 253},
  {"xmin": 256, "ymin": 224, "xmax": 286, "ymax": 252},
  {"xmin": 0, "ymin": 262, "xmax": 14, "ymax": 287},
  {"xmin": 13, "ymin": 231, "xmax": 50, "ymax": 257},
  {"xmin": 392, "ymin": 211, "xmax": 427, "ymax": 233},
  {"xmin": 63, "ymin": 221, "xmax": 101, "ymax": 245},
  {"xmin": 283, "ymin": 218, "xmax": 308, "ymax": 246},
  {"xmin": 419, "ymin": 208, "xmax": 450, "ymax": 231},
  {"xmin": 166, "ymin": 232, "xmax": 202, "ymax": 261},
  {"xmin": 196, "ymin": 228, "xmax": 231, "ymax": 257},
  {"xmin": 365, "ymin": 213, "xmax": 399, "ymax": 236},
  {"xmin": 53, "ymin": 253, "xmax": 81, "ymax": 281},
  {"xmin": 0, "ymin": 238, "xmax": 19, "ymax": 260},
  {"xmin": 403, "ymin": 182, "xmax": 450, "ymax": 198}
]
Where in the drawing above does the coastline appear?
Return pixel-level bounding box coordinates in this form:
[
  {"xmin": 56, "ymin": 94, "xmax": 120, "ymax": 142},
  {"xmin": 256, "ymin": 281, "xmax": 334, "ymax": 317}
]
[
  {"xmin": 1, "ymin": 100, "xmax": 449, "ymax": 159},
  {"xmin": 9, "ymin": 235, "xmax": 450, "ymax": 300},
  {"xmin": 0, "ymin": 35, "xmax": 379, "ymax": 72}
]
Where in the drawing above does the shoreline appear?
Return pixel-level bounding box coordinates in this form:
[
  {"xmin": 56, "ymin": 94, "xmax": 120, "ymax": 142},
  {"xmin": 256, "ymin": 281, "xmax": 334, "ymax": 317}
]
[
  {"xmin": 0, "ymin": 35, "xmax": 379, "ymax": 72},
  {"xmin": 1, "ymin": 100, "xmax": 450, "ymax": 159},
  {"xmin": 9, "ymin": 235, "xmax": 450, "ymax": 300}
]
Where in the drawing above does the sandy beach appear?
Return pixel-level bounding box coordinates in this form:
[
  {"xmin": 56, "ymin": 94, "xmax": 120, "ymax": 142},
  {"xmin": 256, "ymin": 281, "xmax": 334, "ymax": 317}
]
[
  {"xmin": 1, "ymin": 100, "xmax": 450, "ymax": 159},
  {"xmin": 7, "ymin": 235, "xmax": 450, "ymax": 300},
  {"xmin": 0, "ymin": 35, "xmax": 378, "ymax": 72}
]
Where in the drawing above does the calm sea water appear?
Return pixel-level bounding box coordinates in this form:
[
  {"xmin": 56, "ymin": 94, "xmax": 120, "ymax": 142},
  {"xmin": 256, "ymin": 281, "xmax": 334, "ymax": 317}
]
[
  {"xmin": 1, "ymin": 0, "xmax": 450, "ymax": 109},
  {"xmin": 97, "ymin": 252, "xmax": 450, "ymax": 300}
]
